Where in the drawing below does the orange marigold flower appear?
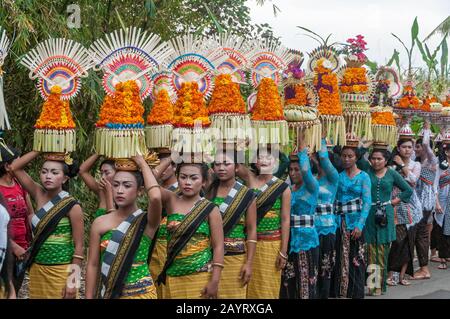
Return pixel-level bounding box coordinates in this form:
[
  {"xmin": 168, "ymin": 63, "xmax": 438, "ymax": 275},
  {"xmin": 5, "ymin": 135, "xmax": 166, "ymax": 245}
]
[
  {"xmin": 313, "ymin": 60, "xmax": 342, "ymax": 116},
  {"xmin": 96, "ymin": 80, "xmax": 145, "ymax": 126},
  {"xmin": 208, "ymin": 74, "xmax": 246, "ymax": 114},
  {"xmin": 284, "ymin": 83, "xmax": 308, "ymax": 106},
  {"xmin": 251, "ymin": 77, "xmax": 284, "ymax": 121},
  {"xmin": 339, "ymin": 67, "xmax": 368, "ymax": 94},
  {"xmin": 372, "ymin": 111, "xmax": 396, "ymax": 126},
  {"xmin": 172, "ymin": 82, "xmax": 211, "ymax": 127},
  {"xmin": 35, "ymin": 85, "xmax": 76, "ymax": 129},
  {"xmin": 147, "ymin": 89, "xmax": 174, "ymax": 125}
]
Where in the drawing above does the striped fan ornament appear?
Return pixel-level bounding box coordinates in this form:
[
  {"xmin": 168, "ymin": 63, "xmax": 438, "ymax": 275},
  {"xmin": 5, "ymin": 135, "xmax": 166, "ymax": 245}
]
[
  {"xmin": 168, "ymin": 34, "xmax": 227, "ymax": 99},
  {"xmin": 307, "ymin": 45, "xmax": 341, "ymax": 73},
  {"xmin": 89, "ymin": 27, "xmax": 173, "ymax": 100},
  {"xmin": 215, "ymin": 33, "xmax": 257, "ymax": 84},
  {"xmin": 250, "ymin": 40, "xmax": 296, "ymax": 88},
  {"xmin": 151, "ymin": 70, "xmax": 176, "ymax": 104},
  {"xmin": 21, "ymin": 38, "xmax": 92, "ymax": 101},
  {"xmin": 0, "ymin": 26, "xmax": 11, "ymax": 130}
]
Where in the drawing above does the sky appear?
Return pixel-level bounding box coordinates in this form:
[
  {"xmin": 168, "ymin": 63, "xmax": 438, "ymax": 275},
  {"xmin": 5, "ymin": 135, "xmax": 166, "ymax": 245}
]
[{"xmin": 246, "ymin": 0, "xmax": 449, "ymax": 71}]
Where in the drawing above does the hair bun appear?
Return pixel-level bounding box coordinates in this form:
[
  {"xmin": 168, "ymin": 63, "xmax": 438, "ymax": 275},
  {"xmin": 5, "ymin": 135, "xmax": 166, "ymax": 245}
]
[{"xmin": 66, "ymin": 159, "xmax": 80, "ymax": 178}]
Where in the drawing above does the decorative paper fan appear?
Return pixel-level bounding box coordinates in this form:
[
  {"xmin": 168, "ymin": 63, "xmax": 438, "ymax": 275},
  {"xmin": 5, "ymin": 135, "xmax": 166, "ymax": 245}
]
[
  {"xmin": 90, "ymin": 27, "xmax": 173, "ymax": 100},
  {"xmin": 247, "ymin": 92, "xmax": 257, "ymax": 113},
  {"xmin": 307, "ymin": 46, "xmax": 341, "ymax": 73},
  {"xmin": 168, "ymin": 34, "xmax": 227, "ymax": 99},
  {"xmin": 0, "ymin": 27, "xmax": 11, "ymax": 130},
  {"xmin": 375, "ymin": 67, "xmax": 402, "ymax": 99},
  {"xmin": 21, "ymin": 38, "xmax": 92, "ymax": 100},
  {"xmin": 151, "ymin": 70, "xmax": 176, "ymax": 103},
  {"xmin": 216, "ymin": 34, "xmax": 257, "ymax": 84},
  {"xmin": 250, "ymin": 40, "xmax": 295, "ymax": 88}
]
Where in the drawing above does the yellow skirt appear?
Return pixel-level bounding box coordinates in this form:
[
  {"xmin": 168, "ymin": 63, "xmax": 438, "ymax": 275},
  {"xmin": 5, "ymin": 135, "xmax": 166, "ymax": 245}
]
[
  {"xmin": 219, "ymin": 254, "xmax": 247, "ymax": 299},
  {"xmin": 149, "ymin": 240, "xmax": 167, "ymax": 299},
  {"xmin": 165, "ymin": 271, "xmax": 211, "ymax": 299},
  {"xmin": 29, "ymin": 263, "xmax": 75, "ymax": 299},
  {"xmin": 246, "ymin": 239, "xmax": 281, "ymax": 299}
]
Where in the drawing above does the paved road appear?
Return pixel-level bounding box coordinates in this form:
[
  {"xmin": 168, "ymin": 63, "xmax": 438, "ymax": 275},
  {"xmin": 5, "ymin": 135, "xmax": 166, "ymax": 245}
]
[{"xmin": 367, "ymin": 260, "xmax": 450, "ymax": 299}]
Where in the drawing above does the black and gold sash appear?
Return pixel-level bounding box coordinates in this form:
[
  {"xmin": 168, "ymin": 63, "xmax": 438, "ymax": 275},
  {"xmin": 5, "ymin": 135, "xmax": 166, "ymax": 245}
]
[
  {"xmin": 15, "ymin": 192, "xmax": 78, "ymax": 291},
  {"xmin": 156, "ymin": 198, "xmax": 216, "ymax": 285},
  {"xmin": 217, "ymin": 181, "xmax": 255, "ymax": 237},
  {"xmin": 256, "ymin": 177, "xmax": 288, "ymax": 225},
  {"xmin": 96, "ymin": 210, "xmax": 148, "ymax": 299}
]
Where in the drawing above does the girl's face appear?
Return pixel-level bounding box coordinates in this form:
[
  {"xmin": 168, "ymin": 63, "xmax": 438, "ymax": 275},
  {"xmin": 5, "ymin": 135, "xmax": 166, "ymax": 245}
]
[
  {"xmin": 40, "ymin": 161, "xmax": 68, "ymax": 191},
  {"xmin": 113, "ymin": 171, "xmax": 140, "ymax": 208},
  {"xmin": 370, "ymin": 152, "xmax": 387, "ymax": 171},
  {"xmin": 341, "ymin": 148, "xmax": 357, "ymax": 169},
  {"xmin": 414, "ymin": 143, "xmax": 424, "ymax": 158},
  {"xmin": 213, "ymin": 154, "xmax": 236, "ymax": 182},
  {"xmin": 160, "ymin": 164, "xmax": 176, "ymax": 183},
  {"xmin": 178, "ymin": 165, "xmax": 205, "ymax": 197},
  {"xmin": 256, "ymin": 151, "xmax": 276, "ymax": 174},
  {"xmin": 288, "ymin": 162, "xmax": 302, "ymax": 185},
  {"xmin": 399, "ymin": 141, "xmax": 414, "ymax": 159},
  {"xmin": 101, "ymin": 163, "xmax": 116, "ymax": 183}
]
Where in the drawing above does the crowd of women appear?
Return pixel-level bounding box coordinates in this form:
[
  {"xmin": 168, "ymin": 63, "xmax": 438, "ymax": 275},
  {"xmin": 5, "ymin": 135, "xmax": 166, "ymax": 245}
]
[{"xmin": 0, "ymin": 121, "xmax": 450, "ymax": 299}]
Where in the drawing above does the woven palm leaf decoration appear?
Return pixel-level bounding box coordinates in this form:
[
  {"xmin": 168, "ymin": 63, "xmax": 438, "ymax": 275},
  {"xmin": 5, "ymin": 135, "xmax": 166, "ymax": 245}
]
[
  {"xmin": 0, "ymin": 27, "xmax": 10, "ymax": 131},
  {"xmin": 283, "ymin": 50, "xmax": 321, "ymax": 153},
  {"xmin": 208, "ymin": 34, "xmax": 257, "ymax": 148},
  {"xmin": 21, "ymin": 38, "xmax": 92, "ymax": 154},
  {"xmin": 249, "ymin": 40, "xmax": 295, "ymax": 148},
  {"xmin": 167, "ymin": 34, "xmax": 226, "ymax": 160},
  {"xmin": 90, "ymin": 27, "xmax": 173, "ymax": 159}
]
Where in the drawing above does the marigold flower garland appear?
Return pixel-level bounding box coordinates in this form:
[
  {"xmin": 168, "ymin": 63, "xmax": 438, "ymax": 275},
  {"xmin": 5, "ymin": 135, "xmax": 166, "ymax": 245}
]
[
  {"xmin": 421, "ymin": 95, "xmax": 437, "ymax": 112},
  {"xmin": 173, "ymin": 82, "xmax": 210, "ymax": 127},
  {"xmin": 284, "ymin": 84, "xmax": 308, "ymax": 106},
  {"xmin": 398, "ymin": 85, "xmax": 421, "ymax": 109},
  {"xmin": 96, "ymin": 80, "xmax": 145, "ymax": 126},
  {"xmin": 208, "ymin": 74, "xmax": 246, "ymax": 114},
  {"xmin": 340, "ymin": 67, "xmax": 368, "ymax": 93},
  {"xmin": 314, "ymin": 60, "xmax": 343, "ymax": 116},
  {"xmin": 251, "ymin": 77, "xmax": 284, "ymax": 121},
  {"xmin": 35, "ymin": 85, "xmax": 76, "ymax": 129},
  {"xmin": 147, "ymin": 89, "xmax": 174, "ymax": 125}
]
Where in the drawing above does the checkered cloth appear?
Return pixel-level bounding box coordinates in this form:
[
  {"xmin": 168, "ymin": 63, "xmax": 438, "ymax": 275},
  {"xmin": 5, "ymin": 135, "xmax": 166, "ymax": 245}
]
[
  {"xmin": 100, "ymin": 209, "xmax": 145, "ymax": 298},
  {"xmin": 335, "ymin": 198, "xmax": 362, "ymax": 215},
  {"xmin": 218, "ymin": 181, "xmax": 245, "ymax": 216},
  {"xmin": 291, "ymin": 215, "xmax": 314, "ymax": 228},
  {"xmin": 258, "ymin": 176, "xmax": 279, "ymax": 194},
  {"xmin": 31, "ymin": 191, "xmax": 69, "ymax": 231},
  {"xmin": 315, "ymin": 203, "xmax": 334, "ymax": 215}
]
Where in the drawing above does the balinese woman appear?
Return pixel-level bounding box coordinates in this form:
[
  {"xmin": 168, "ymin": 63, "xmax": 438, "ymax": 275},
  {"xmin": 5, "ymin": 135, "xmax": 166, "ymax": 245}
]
[
  {"xmin": 358, "ymin": 147, "xmax": 412, "ymax": 296},
  {"xmin": 206, "ymin": 149, "xmax": 257, "ymax": 299},
  {"xmin": 412, "ymin": 124, "xmax": 438, "ymax": 279},
  {"xmin": 237, "ymin": 146, "xmax": 291, "ymax": 299},
  {"xmin": 156, "ymin": 161, "xmax": 224, "ymax": 299},
  {"xmin": 311, "ymin": 137, "xmax": 339, "ymax": 299},
  {"xmin": 435, "ymin": 142, "xmax": 450, "ymax": 269},
  {"xmin": 11, "ymin": 151, "xmax": 84, "ymax": 299},
  {"xmin": 79, "ymin": 155, "xmax": 116, "ymax": 219},
  {"xmin": 85, "ymin": 155, "xmax": 161, "ymax": 299},
  {"xmin": 387, "ymin": 138, "xmax": 422, "ymax": 286},
  {"xmin": 148, "ymin": 154, "xmax": 180, "ymax": 298},
  {"xmin": 280, "ymin": 140, "xmax": 319, "ymax": 299},
  {"xmin": 330, "ymin": 145, "xmax": 371, "ymax": 299}
]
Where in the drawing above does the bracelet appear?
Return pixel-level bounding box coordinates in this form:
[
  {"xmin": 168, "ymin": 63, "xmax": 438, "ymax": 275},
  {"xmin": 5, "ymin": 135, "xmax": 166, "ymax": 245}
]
[
  {"xmin": 211, "ymin": 263, "xmax": 224, "ymax": 269},
  {"xmin": 72, "ymin": 254, "xmax": 84, "ymax": 260},
  {"xmin": 278, "ymin": 251, "xmax": 288, "ymax": 260},
  {"xmin": 246, "ymin": 240, "xmax": 257, "ymax": 244},
  {"xmin": 146, "ymin": 184, "xmax": 161, "ymax": 192}
]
